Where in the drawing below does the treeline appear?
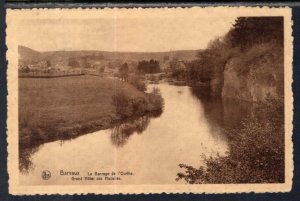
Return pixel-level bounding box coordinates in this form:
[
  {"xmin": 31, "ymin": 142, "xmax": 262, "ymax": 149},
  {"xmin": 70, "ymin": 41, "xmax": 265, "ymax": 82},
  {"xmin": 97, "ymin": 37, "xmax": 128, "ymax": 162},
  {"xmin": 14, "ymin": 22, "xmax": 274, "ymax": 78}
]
[
  {"xmin": 230, "ymin": 17, "xmax": 283, "ymax": 49},
  {"xmin": 137, "ymin": 59, "xmax": 161, "ymax": 74},
  {"xmin": 183, "ymin": 17, "xmax": 284, "ymax": 85},
  {"xmin": 68, "ymin": 57, "xmax": 93, "ymax": 68}
]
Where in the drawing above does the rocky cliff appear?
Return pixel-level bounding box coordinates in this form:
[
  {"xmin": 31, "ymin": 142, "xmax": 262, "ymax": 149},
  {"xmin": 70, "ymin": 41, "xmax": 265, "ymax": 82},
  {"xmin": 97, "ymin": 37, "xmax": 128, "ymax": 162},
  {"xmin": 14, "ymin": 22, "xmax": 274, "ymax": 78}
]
[{"xmin": 221, "ymin": 43, "xmax": 284, "ymax": 102}]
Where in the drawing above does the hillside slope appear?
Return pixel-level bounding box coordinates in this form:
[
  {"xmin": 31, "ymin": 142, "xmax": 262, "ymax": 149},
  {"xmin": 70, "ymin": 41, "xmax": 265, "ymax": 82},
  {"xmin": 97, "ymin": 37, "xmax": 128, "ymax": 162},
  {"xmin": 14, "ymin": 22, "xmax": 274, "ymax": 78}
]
[{"xmin": 18, "ymin": 45, "xmax": 41, "ymax": 65}]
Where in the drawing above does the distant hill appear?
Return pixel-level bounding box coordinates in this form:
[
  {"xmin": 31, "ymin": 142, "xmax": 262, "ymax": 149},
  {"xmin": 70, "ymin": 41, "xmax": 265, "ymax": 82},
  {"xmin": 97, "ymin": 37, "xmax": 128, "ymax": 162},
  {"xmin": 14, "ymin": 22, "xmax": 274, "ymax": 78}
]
[
  {"xmin": 18, "ymin": 45, "xmax": 200, "ymax": 68},
  {"xmin": 18, "ymin": 45, "xmax": 42, "ymax": 65}
]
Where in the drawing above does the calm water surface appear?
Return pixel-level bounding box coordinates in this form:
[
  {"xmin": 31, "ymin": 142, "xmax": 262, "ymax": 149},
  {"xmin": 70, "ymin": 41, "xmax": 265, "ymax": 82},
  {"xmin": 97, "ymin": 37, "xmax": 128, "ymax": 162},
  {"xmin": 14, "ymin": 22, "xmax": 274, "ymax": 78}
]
[{"xmin": 20, "ymin": 83, "xmax": 251, "ymax": 185}]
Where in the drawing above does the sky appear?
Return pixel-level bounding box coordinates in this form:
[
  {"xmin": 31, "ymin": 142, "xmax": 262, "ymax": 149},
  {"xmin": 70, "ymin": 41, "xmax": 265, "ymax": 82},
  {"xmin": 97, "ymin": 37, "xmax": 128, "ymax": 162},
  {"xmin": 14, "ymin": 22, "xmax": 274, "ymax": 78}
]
[{"xmin": 18, "ymin": 10, "xmax": 237, "ymax": 52}]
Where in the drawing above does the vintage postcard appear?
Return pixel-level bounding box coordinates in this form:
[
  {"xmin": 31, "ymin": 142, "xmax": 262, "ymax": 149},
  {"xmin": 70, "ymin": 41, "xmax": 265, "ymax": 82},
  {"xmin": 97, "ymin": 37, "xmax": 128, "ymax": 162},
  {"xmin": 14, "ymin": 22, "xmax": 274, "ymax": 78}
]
[{"xmin": 6, "ymin": 7, "xmax": 293, "ymax": 195}]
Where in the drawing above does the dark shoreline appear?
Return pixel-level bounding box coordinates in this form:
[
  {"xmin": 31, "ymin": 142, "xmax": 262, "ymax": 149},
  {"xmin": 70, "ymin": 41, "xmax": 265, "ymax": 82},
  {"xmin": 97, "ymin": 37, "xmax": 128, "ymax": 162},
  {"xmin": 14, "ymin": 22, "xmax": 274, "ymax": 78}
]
[
  {"xmin": 19, "ymin": 110, "xmax": 162, "ymax": 150},
  {"xmin": 19, "ymin": 73, "xmax": 85, "ymax": 78}
]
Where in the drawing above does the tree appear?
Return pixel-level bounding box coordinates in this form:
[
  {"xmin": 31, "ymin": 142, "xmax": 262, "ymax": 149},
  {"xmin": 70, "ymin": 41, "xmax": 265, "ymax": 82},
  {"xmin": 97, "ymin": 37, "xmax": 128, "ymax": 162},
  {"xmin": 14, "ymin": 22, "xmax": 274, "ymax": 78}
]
[
  {"xmin": 99, "ymin": 66, "xmax": 105, "ymax": 73},
  {"xmin": 46, "ymin": 60, "xmax": 51, "ymax": 67},
  {"xmin": 81, "ymin": 59, "xmax": 91, "ymax": 68},
  {"xmin": 68, "ymin": 57, "xmax": 80, "ymax": 68},
  {"xmin": 137, "ymin": 59, "xmax": 161, "ymax": 74},
  {"xmin": 119, "ymin": 62, "xmax": 129, "ymax": 81},
  {"xmin": 230, "ymin": 17, "xmax": 283, "ymax": 50},
  {"xmin": 108, "ymin": 62, "xmax": 114, "ymax": 69}
]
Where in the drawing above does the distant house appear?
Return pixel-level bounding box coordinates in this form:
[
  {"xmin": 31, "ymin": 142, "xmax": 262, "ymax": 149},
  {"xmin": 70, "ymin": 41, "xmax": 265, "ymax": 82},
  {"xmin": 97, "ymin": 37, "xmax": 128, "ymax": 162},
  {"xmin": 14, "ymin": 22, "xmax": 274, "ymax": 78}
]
[
  {"xmin": 162, "ymin": 51, "xmax": 187, "ymax": 71},
  {"xmin": 25, "ymin": 60, "xmax": 50, "ymax": 72},
  {"xmin": 92, "ymin": 63, "xmax": 102, "ymax": 69},
  {"xmin": 55, "ymin": 64, "xmax": 73, "ymax": 72},
  {"xmin": 73, "ymin": 67, "xmax": 83, "ymax": 74},
  {"xmin": 164, "ymin": 59, "xmax": 187, "ymax": 72},
  {"xmin": 18, "ymin": 64, "xmax": 30, "ymax": 73},
  {"xmin": 36, "ymin": 60, "xmax": 49, "ymax": 69}
]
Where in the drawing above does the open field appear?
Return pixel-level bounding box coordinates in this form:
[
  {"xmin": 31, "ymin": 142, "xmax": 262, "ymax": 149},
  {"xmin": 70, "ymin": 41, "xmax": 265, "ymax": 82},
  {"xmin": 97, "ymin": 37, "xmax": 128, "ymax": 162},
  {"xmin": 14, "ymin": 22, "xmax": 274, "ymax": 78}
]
[{"xmin": 19, "ymin": 76, "xmax": 157, "ymax": 147}]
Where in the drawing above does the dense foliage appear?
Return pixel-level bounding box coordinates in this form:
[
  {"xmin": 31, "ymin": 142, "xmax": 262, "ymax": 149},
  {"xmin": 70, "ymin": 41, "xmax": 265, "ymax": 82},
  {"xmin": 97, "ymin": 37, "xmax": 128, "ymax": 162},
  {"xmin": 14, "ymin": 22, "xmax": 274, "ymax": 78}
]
[
  {"xmin": 111, "ymin": 88, "xmax": 164, "ymax": 118},
  {"xmin": 137, "ymin": 59, "xmax": 161, "ymax": 74},
  {"xmin": 230, "ymin": 17, "xmax": 283, "ymax": 50},
  {"xmin": 177, "ymin": 97, "xmax": 284, "ymax": 183}
]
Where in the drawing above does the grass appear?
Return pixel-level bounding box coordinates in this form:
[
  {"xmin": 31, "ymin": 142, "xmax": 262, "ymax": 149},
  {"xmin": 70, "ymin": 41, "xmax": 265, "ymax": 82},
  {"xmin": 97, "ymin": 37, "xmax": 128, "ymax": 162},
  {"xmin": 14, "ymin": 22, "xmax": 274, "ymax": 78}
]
[{"xmin": 19, "ymin": 75, "xmax": 159, "ymax": 147}]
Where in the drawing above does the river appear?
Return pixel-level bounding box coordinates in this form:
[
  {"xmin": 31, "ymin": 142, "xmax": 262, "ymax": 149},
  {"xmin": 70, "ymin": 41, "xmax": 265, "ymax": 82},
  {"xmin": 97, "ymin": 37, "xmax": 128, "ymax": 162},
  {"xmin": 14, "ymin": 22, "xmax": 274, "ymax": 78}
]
[{"xmin": 19, "ymin": 83, "xmax": 252, "ymax": 185}]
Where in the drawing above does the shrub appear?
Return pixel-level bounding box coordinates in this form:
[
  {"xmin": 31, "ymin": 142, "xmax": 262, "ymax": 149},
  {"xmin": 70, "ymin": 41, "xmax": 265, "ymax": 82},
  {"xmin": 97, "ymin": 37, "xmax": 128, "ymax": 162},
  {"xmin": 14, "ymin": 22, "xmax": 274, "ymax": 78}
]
[
  {"xmin": 177, "ymin": 97, "xmax": 284, "ymax": 183},
  {"xmin": 111, "ymin": 91, "xmax": 133, "ymax": 118},
  {"xmin": 99, "ymin": 67, "xmax": 105, "ymax": 73},
  {"xmin": 131, "ymin": 97, "xmax": 148, "ymax": 116},
  {"xmin": 111, "ymin": 90, "xmax": 154, "ymax": 118}
]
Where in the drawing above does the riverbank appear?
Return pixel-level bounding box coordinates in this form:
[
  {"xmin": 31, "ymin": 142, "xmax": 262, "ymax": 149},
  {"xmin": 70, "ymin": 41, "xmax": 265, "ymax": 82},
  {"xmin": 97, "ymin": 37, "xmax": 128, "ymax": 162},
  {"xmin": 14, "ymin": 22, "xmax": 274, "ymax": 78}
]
[
  {"xmin": 177, "ymin": 96, "xmax": 284, "ymax": 183},
  {"xmin": 19, "ymin": 76, "xmax": 163, "ymax": 148},
  {"xmin": 19, "ymin": 72, "xmax": 84, "ymax": 78}
]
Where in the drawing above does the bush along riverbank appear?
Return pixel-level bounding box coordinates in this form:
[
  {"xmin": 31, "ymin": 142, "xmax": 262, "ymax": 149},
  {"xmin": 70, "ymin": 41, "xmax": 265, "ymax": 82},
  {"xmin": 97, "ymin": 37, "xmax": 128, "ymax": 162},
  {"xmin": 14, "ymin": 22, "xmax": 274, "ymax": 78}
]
[
  {"xmin": 112, "ymin": 87, "xmax": 164, "ymax": 119},
  {"xmin": 19, "ymin": 76, "xmax": 164, "ymax": 149},
  {"xmin": 177, "ymin": 96, "xmax": 284, "ymax": 183},
  {"xmin": 176, "ymin": 17, "xmax": 285, "ymax": 183}
]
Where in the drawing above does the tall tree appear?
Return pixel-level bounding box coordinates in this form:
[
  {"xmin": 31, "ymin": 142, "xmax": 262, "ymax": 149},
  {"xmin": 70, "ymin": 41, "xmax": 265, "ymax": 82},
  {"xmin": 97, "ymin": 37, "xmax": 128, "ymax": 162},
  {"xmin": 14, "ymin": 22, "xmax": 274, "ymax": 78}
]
[
  {"xmin": 231, "ymin": 17, "xmax": 283, "ymax": 50},
  {"xmin": 119, "ymin": 62, "xmax": 129, "ymax": 81}
]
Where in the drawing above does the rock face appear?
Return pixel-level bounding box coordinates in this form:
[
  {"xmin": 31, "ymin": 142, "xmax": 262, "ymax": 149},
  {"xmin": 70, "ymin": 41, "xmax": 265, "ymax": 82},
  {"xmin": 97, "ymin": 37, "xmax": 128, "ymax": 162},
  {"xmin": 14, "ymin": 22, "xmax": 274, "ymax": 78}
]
[
  {"xmin": 210, "ymin": 76, "xmax": 224, "ymax": 98},
  {"xmin": 222, "ymin": 59, "xmax": 252, "ymax": 101},
  {"xmin": 221, "ymin": 43, "xmax": 283, "ymax": 102}
]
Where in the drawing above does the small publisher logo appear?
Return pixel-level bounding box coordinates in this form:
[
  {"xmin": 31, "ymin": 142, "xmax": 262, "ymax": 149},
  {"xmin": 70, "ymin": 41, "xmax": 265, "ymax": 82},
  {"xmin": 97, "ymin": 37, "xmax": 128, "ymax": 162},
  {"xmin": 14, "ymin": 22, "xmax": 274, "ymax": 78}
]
[{"xmin": 42, "ymin": 170, "xmax": 51, "ymax": 180}]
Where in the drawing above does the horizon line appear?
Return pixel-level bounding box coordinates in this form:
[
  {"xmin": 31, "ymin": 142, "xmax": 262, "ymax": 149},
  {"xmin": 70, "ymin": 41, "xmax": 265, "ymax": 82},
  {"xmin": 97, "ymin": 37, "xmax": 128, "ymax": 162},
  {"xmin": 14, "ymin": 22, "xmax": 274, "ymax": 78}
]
[{"xmin": 18, "ymin": 45, "xmax": 203, "ymax": 54}]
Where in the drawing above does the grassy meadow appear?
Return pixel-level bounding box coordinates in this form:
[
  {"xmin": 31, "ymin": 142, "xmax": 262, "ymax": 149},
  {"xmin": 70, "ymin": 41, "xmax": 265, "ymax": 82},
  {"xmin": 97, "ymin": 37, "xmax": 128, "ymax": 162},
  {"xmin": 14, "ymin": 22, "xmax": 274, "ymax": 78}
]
[{"xmin": 19, "ymin": 75, "xmax": 161, "ymax": 147}]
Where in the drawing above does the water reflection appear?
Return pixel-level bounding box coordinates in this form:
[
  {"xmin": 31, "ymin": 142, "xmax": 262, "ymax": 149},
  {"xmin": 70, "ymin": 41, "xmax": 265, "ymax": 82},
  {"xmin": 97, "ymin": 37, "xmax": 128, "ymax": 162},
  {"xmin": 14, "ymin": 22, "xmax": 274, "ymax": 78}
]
[
  {"xmin": 19, "ymin": 110, "xmax": 162, "ymax": 173},
  {"xmin": 110, "ymin": 111, "xmax": 162, "ymax": 147},
  {"xmin": 19, "ymin": 145, "xmax": 41, "ymax": 174},
  {"xmin": 190, "ymin": 86, "xmax": 254, "ymax": 130},
  {"xmin": 177, "ymin": 86, "xmax": 284, "ymax": 184}
]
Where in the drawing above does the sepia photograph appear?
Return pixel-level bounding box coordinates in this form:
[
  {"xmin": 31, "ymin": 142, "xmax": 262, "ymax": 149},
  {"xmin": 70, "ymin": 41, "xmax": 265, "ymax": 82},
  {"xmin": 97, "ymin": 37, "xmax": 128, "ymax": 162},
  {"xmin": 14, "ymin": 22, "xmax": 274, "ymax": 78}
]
[{"xmin": 6, "ymin": 7, "xmax": 293, "ymax": 194}]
